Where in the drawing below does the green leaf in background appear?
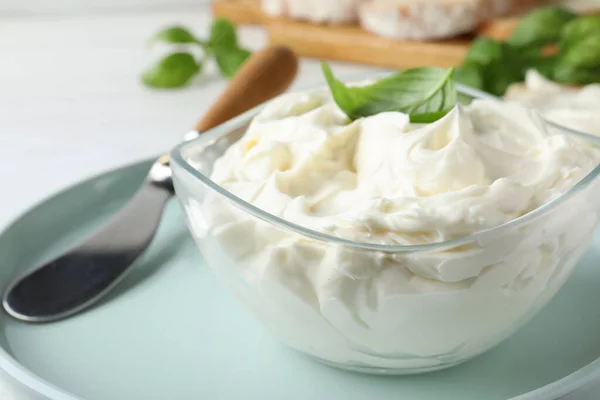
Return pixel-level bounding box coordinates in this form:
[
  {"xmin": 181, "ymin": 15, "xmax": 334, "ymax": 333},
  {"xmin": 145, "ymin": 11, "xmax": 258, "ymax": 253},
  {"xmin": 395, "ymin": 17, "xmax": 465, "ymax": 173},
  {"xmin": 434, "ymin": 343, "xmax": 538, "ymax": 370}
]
[
  {"xmin": 214, "ymin": 47, "xmax": 251, "ymax": 77},
  {"xmin": 453, "ymin": 5, "xmax": 600, "ymax": 95},
  {"xmin": 150, "ymin": 25, "xmax": 201, "ymax": 46},
  {"xmin": 455, "ymin": 64, "xmax": 485, "ymax": 105},
  {"xmin": 561, "ymin": 15, "xmax": 600, "ymax": 47},
  {"xmin": 208, "ymin": 18, "xmax": 252, "ymax": 78},
  {"xmin": 481, "ymin": 63, "xmax": 525, "ymax": 96},
  {"xmin": 456, "ymin": 36, "xmax": 526, "ymax": 96},
  {"xmin": 321, "ymin": 62, "xmax": 457, "ymax": 123},
  {"xmin": 141, "ymin": 19, "xmax": 253, "ymax": 89},
  {"xmin": 560, "ymin": 33, "xmax": 600, "ymax": 68},
  {"xmin": 141, "ymin": 52, "xmax": 201, "ymax": 88},
  {"xmin": 454, "ymin": 63, "xmax": 484, "ymax": 90},
  {"xmin": 464, "ymin": 37, "xmax": 506, "ymax": 65},
  {"xmin": 508, "ymin": 6, "xmax": 577, "ymax": 49},
  {"xmin": 553, "ymin": 63, "xmax": 600, "ymax": 84},
  {"xmin": 530, "ymin": 55, "xmax": 558, "ymax": 79},
  {"xmin": 458, "ymin": 36, "xmax": 528, "ymax": 95},
  {"xmin": 209, "ymin": 18, "xmax": 239, "ymax": 50}
]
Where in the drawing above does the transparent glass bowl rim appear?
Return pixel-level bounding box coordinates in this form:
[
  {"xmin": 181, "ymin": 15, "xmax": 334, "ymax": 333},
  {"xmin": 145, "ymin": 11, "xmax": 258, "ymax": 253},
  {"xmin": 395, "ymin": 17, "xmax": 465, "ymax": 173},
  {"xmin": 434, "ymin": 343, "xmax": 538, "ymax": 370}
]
[{"xmin": 170, "ymin": 71, "xmax": 600, "ymax": 253}]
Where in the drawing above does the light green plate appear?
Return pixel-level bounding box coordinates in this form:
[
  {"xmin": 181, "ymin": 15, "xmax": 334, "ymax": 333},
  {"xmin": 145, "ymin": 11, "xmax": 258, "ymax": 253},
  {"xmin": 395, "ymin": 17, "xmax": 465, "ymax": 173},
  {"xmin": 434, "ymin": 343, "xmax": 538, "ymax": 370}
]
[{"xmin": 1, "ymin": 159, "xmax": 600, "ymax": 400}]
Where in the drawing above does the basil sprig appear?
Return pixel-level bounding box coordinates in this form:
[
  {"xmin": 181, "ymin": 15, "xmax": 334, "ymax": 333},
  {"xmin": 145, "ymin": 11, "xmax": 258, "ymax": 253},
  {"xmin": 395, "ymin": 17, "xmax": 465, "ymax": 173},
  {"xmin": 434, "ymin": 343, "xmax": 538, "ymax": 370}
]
[
  {"xmin": 508, "ymin": 6, "xmax": 577, "ymax": 49},
  {"xmin": 141, "ymin": 53, "xmax": 201, "ymax": 89},
  {"xmin": 141, "ymin": 19, "xmax": 252, "ymax": 89},
  {"xmin": 321, "ymin": 62, "xmax": 457, "ymax": 123},
  {"xmin": 455, "ymin": 5, "xmax": 600, "ymax": 95}
]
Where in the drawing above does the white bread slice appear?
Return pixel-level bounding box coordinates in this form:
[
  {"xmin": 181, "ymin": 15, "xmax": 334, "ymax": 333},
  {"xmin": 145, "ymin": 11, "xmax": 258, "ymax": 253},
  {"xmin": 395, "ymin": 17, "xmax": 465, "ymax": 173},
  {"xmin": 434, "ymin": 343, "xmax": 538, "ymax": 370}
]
[
  {"xmin": 260, "ymin": 0, "xmax": 367, "ymax": 24},
  {"xmin": 358, "ymin": 0, "xmax": 544, "ymax": 40}
]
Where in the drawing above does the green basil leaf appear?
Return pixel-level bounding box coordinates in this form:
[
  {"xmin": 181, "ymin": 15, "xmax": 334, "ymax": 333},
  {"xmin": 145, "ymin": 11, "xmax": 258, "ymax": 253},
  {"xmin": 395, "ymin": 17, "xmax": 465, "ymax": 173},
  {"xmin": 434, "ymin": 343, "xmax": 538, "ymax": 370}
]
[
  {"xmin": 209, "ymin": 18, "xmax": 238, "ymax": 50},
  {"xmin": 141, "ymin": 52, "xmax": 201, "ymax": 88},
  {"xmin": 560, "ymin": 33, "xmax": 600, "ymax": 68},
  {"xmin": 480, "ymin": 62, "xmax": 525, "ymax": 96},
  {"xmin": 561, "ymin": 15, "xmax": 600, "ymax": 47},
  {"xmin": 207, "ymin": 18, "xmax": 252, "ymax": 78},
  {"xmin": 530, "ymin": 55, "xmax": 558, "ymax": 79},
  {"xmin": 553, "ymin": 63, "xmax": 600, "ymax": 84},
  {"xmin": 214, "ymin": 47, "xmax": 251, "ymax": 78},
  {"xmin": 321, "ymin": 62, "xmax": 456, "ymax": 123},
  {"xmin": 508, "ymin": 6, "xmax": 577, "ymax": 49},
  {"xmin": 464, "ymin": 37, "xmax": 505, "ymax": 65},
  {"xmin": 455, "ymin": 63, "xmax": 484, "ymax": 90},
  {"xmin": 460, "ymin": 36, "xmax": 529, "ymax": 96},
  {"xmin": 150, "ymin": 25, "xmax": 200, "ymax": 45}
]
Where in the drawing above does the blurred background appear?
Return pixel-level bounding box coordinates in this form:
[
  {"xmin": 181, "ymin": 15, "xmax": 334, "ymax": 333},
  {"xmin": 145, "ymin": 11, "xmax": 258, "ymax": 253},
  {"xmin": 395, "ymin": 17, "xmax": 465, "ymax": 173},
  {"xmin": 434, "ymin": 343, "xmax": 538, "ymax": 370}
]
[{"xmin": 0, "ymin": 0, "xmax": 204, "ymax": 14}]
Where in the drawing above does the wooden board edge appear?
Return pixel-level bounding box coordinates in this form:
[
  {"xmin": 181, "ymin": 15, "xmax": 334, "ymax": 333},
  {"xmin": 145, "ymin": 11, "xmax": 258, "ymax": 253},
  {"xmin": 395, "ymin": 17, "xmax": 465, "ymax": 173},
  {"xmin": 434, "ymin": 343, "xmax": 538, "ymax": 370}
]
[
  {"xmin": 266, "ymin": 20, "xmax": 469, "ymax": 69},
  {"xmin": 212, "ymin": 0, "xmax": 264, "ymax": 25}
]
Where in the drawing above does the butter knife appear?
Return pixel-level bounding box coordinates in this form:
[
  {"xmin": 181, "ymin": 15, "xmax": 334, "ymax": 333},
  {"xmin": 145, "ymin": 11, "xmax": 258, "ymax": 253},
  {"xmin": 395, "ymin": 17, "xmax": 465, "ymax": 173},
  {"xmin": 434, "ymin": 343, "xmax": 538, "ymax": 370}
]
[{"xmin": 3, "ymin": 46, "xmax": 298, "ymax": 323}]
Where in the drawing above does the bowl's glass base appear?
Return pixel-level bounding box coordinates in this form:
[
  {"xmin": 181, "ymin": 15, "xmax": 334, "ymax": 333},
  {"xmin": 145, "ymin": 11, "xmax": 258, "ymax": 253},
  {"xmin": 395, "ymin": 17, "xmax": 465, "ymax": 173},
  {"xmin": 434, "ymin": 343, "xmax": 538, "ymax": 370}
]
[{"xmin": 304, "ymin": 353, "xmax": 474, "ymax": 376}]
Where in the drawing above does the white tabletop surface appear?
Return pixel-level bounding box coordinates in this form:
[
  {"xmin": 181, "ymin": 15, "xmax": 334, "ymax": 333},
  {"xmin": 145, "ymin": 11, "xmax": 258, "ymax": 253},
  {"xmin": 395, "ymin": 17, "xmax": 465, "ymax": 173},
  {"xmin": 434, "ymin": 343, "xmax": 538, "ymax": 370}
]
[{"xmin": 0, "ymin": 3, "xmax": 599, "ymax": 399}]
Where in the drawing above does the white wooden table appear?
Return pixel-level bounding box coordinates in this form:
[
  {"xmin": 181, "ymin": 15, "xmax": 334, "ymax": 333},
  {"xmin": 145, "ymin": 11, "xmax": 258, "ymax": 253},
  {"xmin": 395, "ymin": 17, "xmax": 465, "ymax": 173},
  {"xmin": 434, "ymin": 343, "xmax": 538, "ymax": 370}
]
[{"xmin": 0, "ymin": 3, "xmax": 598, "ymax": 399}]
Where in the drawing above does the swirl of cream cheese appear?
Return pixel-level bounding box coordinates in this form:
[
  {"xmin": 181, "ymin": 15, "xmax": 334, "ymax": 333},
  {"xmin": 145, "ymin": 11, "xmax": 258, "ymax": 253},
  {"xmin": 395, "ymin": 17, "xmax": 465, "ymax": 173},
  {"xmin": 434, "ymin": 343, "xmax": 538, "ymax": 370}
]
[{"xmin": 211, "ymin": 91, "xmax": 599, "ymax": 246}]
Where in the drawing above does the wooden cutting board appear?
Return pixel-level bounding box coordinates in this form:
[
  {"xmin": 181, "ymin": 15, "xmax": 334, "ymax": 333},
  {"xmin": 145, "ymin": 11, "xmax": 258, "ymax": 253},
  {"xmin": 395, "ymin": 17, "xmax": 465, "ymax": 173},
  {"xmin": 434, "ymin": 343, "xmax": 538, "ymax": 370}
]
[
  {"xmin": 213, "ymin": 0, "xmax": 265, "ymax": 25},
  {"xmin": 212, "ymin": 0, "xmax": 470, "ymax": 68},
  {"xmin": 213, "ymin": 0, "xmax": 600, "ymax": 69}
]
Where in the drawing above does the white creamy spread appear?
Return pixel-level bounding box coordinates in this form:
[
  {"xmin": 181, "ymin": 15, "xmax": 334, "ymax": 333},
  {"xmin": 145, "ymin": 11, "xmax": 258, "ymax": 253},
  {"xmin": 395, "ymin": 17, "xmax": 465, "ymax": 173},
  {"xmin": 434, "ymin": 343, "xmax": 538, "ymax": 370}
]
[
  {"xmin": 183, "ymin": 89, "xmax": 600, "ymax": 371},
  {"xmin": 506, "ymin": 70, "xmax": 600, "ymax": 137}
]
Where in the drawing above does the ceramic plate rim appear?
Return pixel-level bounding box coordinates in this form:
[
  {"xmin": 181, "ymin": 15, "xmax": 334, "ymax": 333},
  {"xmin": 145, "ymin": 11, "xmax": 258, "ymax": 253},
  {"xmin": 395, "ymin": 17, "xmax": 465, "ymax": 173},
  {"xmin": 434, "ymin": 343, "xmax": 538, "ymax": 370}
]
[{"xmin": 0, "ymin": 157, "xmax": 599, "ymax": 400}]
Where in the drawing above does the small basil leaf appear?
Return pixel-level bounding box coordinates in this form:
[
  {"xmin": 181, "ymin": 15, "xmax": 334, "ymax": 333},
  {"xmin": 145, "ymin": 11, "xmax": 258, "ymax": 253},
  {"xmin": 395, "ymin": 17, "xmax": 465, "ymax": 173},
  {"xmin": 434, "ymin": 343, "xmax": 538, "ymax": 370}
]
[
  {"xmin": 553, "ymin": 63, "xmax": 600, "ymax": 84},
  {"xmin": 530, "ymin": 55, "xmax": 558, "ymax": 79},
  {"xmin": 481, "ymin": 62, "xmax": 525, "ymax": 96},
  {"xmin": 141, "ymin": 52, "xmax": 200, "ymax": 88},
  {"xmin": 509, "ymin": 6, "xmax": 577, "ymax": 49},
  {"xmin": 560, "ymin": 33, "xmax": 600, "ymax": 68},
  {"xmin": 214, "ymin": 47, "xmax": 251, "ymax": 77},
  {"xmin": 321, "ymin": 62, "xmax": 456, "ymax": 123},
  {"xmin": 455, "ymin": 63, "xmax": 484, "ymax": 90},
  {"xmin": 150, "ymin": 25, "xmax": 200, "ymax": 45},
  {"xmin": 561, "ymin": 15, "xmax": 600, "ymax": 47},
  {"xmin": 460, "ymin": 36, "xmax": 529, "ymax": 96},
  {"xmin": 464, "ymin": 37, "xmax": 505, "ymax": 65},
  {"xmin": 209, "ymin": 18, "xmax": 238, "ymax": 50}
]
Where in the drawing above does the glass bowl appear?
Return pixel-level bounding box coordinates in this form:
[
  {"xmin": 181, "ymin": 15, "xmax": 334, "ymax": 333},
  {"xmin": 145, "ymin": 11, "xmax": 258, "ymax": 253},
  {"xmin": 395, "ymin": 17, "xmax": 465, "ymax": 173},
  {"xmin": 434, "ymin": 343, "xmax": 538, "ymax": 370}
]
[{"xmin": 169, "ymin": 78, "xmax": 600, "ymax": 375}]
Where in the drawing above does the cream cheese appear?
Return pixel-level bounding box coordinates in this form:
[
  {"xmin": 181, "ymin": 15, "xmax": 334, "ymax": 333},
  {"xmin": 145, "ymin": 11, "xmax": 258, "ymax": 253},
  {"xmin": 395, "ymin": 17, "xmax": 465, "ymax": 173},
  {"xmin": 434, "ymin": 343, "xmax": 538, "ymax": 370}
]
[
  {"xmin": 184, "ymin": 89, "xmax": 600, "ymax": 371},
  {"xmin": 506, "ymin": 69, "xmax": 600, "ymax": 137}
]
